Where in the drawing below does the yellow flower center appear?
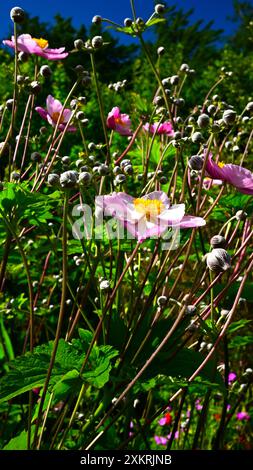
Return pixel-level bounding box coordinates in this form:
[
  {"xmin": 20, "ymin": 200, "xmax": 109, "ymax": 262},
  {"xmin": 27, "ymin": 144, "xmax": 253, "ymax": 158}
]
[
  {"xmin": 218, "ymin": 161, "xmax": 225, "ymax": 168},
  {"xmin": 134, "ymin": 198, "xmax": 165, "ymax": 221},
  {"xmin": 33, "ymin": 37, "xmax": 49, "ymax": 49},
  {"xmin": 51, "ymin": 112, "xmax": 64, "ymax": 124},
  {"xmin": 115, "ymin": 117, "xmax": 126, "ymax": 127}
]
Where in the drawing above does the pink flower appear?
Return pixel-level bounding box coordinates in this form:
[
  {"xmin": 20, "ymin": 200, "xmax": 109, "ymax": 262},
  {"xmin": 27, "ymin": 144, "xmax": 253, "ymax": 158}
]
[
  {"xmin": 195, "ymin": 399, "xmax": 203, "ymax": 411},
  {"xmin": 154, "ymin": 435, "xmax": 167, "ymax": 446},
  {"xmin": 3, "ymin": 34, "xmax": 68, "ymax": 60},
  {"xmin": 159, "ymin": 412, "xmax": 172, "ymax": 426},
  {"xmin": 96, "ymin": 191, "xmax": 206, "ymax": 242},
  {"xmin": 143, "ymin": 121, "xmax": 174, "ymax": 136},
  {"xmin": 237, "ymin": 411, "xmax": 250, "ymax": 421},
  {"xmin": 107, "ymin": 107, "xmax": 132, "ymax": 136},
  {"xmin": 206, "ymin": 154, "xmax": 253, "ymax": 195},
  {"xmin": 35, "ymin": 95, "xmax": 76, "ymax": 132},
  {"xmin": 228, "ymin": 372, "xmax": 237, "ymax": 384},
  {"xmin": 203, "ymin": 177, "xmax": 223, "ymax": 190},
  {"xmin": 167, "ymin": 430, "xmax": 179, "ymax": 440}
]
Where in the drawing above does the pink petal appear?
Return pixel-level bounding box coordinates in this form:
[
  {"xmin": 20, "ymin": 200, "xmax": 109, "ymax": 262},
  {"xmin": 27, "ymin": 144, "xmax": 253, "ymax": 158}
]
[
  {"xmin": 35, "ymin": 106, "xmax": 48, "ymax": 120},
  {"xmin": 46, "ymin": 95, "xmax": 62, "ymax": 117},
  {"xmin": 142, "ymin": 191, "xmax": 170, "ymax": 207},
  {"xmin": 158, "ymin": 204, "xmax": 185, "ymax": 224},
  {"xmin": 63, "ymin": 109, "xmax": 72, "ymax": 122},
  {"xmin": 179, "ymin": 215, "xmax": 206, "ymax": 228}
]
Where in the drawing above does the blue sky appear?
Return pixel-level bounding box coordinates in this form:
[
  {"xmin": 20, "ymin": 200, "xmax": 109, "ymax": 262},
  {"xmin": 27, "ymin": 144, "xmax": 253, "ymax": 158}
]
[{"xmin": 0, "ymin": 0, "xmax": 245, "ymax": 43}]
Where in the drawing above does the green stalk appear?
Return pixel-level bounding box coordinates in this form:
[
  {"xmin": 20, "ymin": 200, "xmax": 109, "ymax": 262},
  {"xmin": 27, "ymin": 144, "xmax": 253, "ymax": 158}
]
[
  {"xmin": 90, "ymin": 53, "xmax": 110, "ymax": 165},
  {"xmin": 33, "ymin": 192, "xmax": 69, "ymax": 447}
]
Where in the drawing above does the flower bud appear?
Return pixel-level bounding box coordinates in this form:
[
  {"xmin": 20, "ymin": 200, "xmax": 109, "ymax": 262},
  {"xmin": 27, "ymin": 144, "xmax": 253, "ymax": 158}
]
[
  {"xmin": 210, "ymin": 235, "xmax": 226, "ymax": 249},
  {"xmin": 170, "ymin": 75, "xmax": 179, "ymax": 86},
  {"xmin": 206, "ymin": 248, "xmax": 231, "ymax": 272},
  {"xmin": 62, "ymin": 156, "xmax": 70, "ymax": 165},
  {"xmin": 115, "ymin": 174, "xmax": 126, "ymax": 185},
  {"xmin": 180, "ymin": 63, "xmax": 189, "ymax": 72},
  {"xmin": 207, "ymin": 104, "xmax": 216, "ymax": 115},
  {"xmin": 197, "ymin": 113, "xmax": 210, "ymax": 128},
  {"xmin": 157, "ymin": 295, "xmax": 167, "ymax": 306},
  {"xmin": 155, "ymin": 4, "xmax": 165, "ymax": 14},
  {"xmin": 30, "ymin": 81, "xmax": 41, "ymax": 95},
  {"xmin": 98, "ymin": 164, "xmax": 109, "ymax": 176},
  {"xmin": 78, "ymin": 172, "xmax": 92, "ymax": 184},
  {"xmin": 246, "ymin": 102, "xmax": 253, "ymax": 112},
  {"xmin": 76, "ymin": 110, "xmax": 85, "ymax": 120},
  {"xmin": 124, "ymin": 18, "xmax": 133, "ymax": 27},
  {"xmin": 10, "ymin": 7, "xmax": 25, "ymax": 23},
  {"xmin": 31, "ymin": 151, "xmax": 41, "ymax": 163},
  {"xmin": 91, "ymin": 36, "xmax": 103, "ymax": 49},
  {"xmin": 124, "ymin": 164, "xmax": 133, "ymax": 175},
  {"xmin": 188, "ymin": 155, "xmax": 203, "ymax": 171},
  {"xmin": 74, "ymin": 39, "xmax": 84, "ymax": 50},
  {"xmin": 235, "ymin": 210, "xmax": 247, "ymax": 221},
  {"xmin": 6, "ymin": 99, "xmax": 15, "ymax": 111},
  {"xmin": 40, "ymin": 65, "xmax": 52, "ymax": 78},
  {"xmin": 157, "ymin": 46, "xmax": 165, "ymax": 56},
  {"xmin": 223, "ymin": 109, "xmax": 237, "ymax": 125},
  {"xmin": 100, "ymin": 280, "xmax": 110, "ymax": 291},
  {"xmin": 185, "ymin": 305, "xmax": 197, "ymax": 316},
  {"xmin": 92, "ymin": 15, "xmax": 102, "ymax": 24},
  {"xmin": 60, "ymin": 170, "xmax": 78, "ymax": 188},
  {"xmin": 11, "ymin": 171, "xmax": 20, "ymax": 181},
  {"xmin": 191, "ymin": 132, "xmax": 203, "ymax": 143},
  {"xmin": 18, "ymin": 51, "xmax": 29, "ymax": 62},
  {"xmin": 48, "ymin": 173, "xmax": 60, "ymax": 186}
]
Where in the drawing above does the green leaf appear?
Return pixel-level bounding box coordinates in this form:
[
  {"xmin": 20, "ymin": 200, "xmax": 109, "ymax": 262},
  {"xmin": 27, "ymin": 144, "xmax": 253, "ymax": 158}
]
[
  {"xmin": 0, "ymin": 335, "xmax": 118, "ymax": 403},
  {"xmin": 3, "ymin": 426, "xmax": 35, "ymax": 450},
  {"xmin": 146, "ymin": 18, "xmax": 166, "ymax": 27}
]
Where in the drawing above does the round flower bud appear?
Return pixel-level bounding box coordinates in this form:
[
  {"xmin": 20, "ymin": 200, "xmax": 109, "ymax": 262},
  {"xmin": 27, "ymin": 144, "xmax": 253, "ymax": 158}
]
[
  {"xmin": 124, "ymin": 18, "xmax": 133, "ymax": 27},
  {"xmin": 157, "ymin": 295, "xmax": 167, "ymax": 306},
  {"xmin": 206, "ymin": 248, "xmax": 231, "ymax": 272},
  {"xmin": 210, "ymin": 235, "xmax": 226, "ymax": 249},
  {"xmin": 159, "ymin": 176, "xmax": 168, "ymax": 184},
  {"xmin": 17, "ymin": 74, "xmax": 25, "ymax": 85},
  {"xmin": 188, "ymin": 155, "xmax": 203, "ymax": 171},
  {"xmin": 18, "ymin": 51, "xmax": 29, "ymax": 62},
  {"xmin": 10, "ymin": 7, "xmax": 25, "ymax": 23},
  {"xmin": 88, "ymin": 142, "xmax": 96, "ymax": 151},
  {"xmin": 197, "ymin": 113, "xmax": 210, "ymax": 128},
  {"xmin": 78, "ymin": 96, "xmax": 86, "ymax": 105},
  {"xmin": 246, "ymin": 102, "xmax": 253, "ymax": 112},
  {"xmin": 40, "ymin": 65, "xmax": 52, "ymax": 78},
  {"xmin": 30, "ymin": 81, "xmax": 41, "ymax": 95},
  {"xmin": 11, "ymin": 171, "xmax": 20, "ymax": 181},
  {"xmin": 244, "ymin": 368, "xmax": 253, "ymax": 376},
  {"xmin": 6, "ymin": 99, "xmax": 15, "ymax": 111},
  {"xmin": 155, "ymin": 4, "xmax": 165, "ymax": 14},
  {"xmin": 120, "ymin": 159, "xmax": 131, "ymax": 168},
  {"xmin": 170, "ymin": 75, "xmax": 179, "ymax": 86},
  {"xmin": 153, "ymin": 95, "xmax": 164, "ymax": 106},
  {"xmin": 220, "ymin": 309, "xmax": 230, "ymax": 316},
  {"xmin": 235, "ymin": 210, "xmax": 247, "ymax": 221},
  {"xmin": 48, "ymin": 173, "xmax": 60, "ymax": 186},
  {"xmin": 191, "ymin": 132, "xmax": 203, "ymax": 143},
  {"xmin": 157, "ymin": 46, "xmax": 165, "ymax": 56},
  {"xmin": 124, "ymin": 164, "xmax": 133, "ymax": 175},
  {"xmin": 62, "ymin": 156, "xmax": 70, "ymax": 165},
  {"xmin": 74, "ymin": 39, "xmax": 84, "ymax": 50},
  {"xmin": 115, "ymin": 174, "xmax": 126, "ymax": 185},
  {"xmin": 100, "ymin": 279, "xmax": 110, "ymax": 291},
  {"xmin": 98, "ymin": 164, "xmax": 109, "ymax": 176},
  {"xmin": 76, "ymin": 110, "xmax": 85, "ymax": 120},
  {"xmin": 207, "ymin": 104, "xmax": 216, "ymax": 115},
  {"xmin": 60, "ymin": 170, "xmax": 78, "ymax": 188},
  {"xmin": 91, "ymin": 36, "xmax": 103, "ymax": 49},
  {"xmin": 78, "ymin": 172, "xmax": 92, "ymax": 184},
  {"xmin": 185, "ymin": 305, "xmax": 197, "ymax": 316},
  {"xmin": 92, "ymin": 15, "xmax": 102, "ymax": 24},
  {"xmin": 136, "ymin": 17, "xmax": 145, "ymax": 26},
  {"xmin": 223, "ymin": 109, "xmax": 237, "ymax": 125},
  {"xmin": 180, "ymin": 63, "xmax": 189, "ymax": 72},
  {"xmin": 174, "ymin": 131, "xmax": 182, "ymax": 140},
  {"xmin": 31, "ymin": 151, "xmax": 41, "ymax": 163}
]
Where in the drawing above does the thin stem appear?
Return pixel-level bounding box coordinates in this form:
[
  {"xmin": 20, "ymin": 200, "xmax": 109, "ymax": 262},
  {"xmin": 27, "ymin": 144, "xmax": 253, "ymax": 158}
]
[
  {"xmin": 90, "ymin": 53, "xmax": 110, "ymax": 165},
  {"xmin": 33, "ymin": 192, "xmax": 69, "ymax": 447}
]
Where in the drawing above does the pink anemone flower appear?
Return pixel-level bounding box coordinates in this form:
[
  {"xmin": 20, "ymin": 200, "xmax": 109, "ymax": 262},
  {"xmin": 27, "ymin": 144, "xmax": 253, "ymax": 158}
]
[
  {"xmin": 107, "ymin": 107, "xmax": 132, "ymax": 136},
  {"xmin": 96, "ymin": 191, "xmax": 206, "ymax": 242},
  {"xmin": 154, "ymin": 435, "xmax": 167, "ymax": 446},
  {"xmin": 3, "ymin": 34, "xmax": 68, "ymax": 60},
  {"xmin": 143, "ymin": 121, "xmax": 174, "ymax": 136},
  {"xmin": 236, "ymin": 411, "xmax": 250, "ymax": 421},
  {"xmin": 35, "ymin": 95, "xmax": 76, "ymax": 132},
  {"xmin": 206, "ymin": 154, "xmax": 253, "ymax": 195}
]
